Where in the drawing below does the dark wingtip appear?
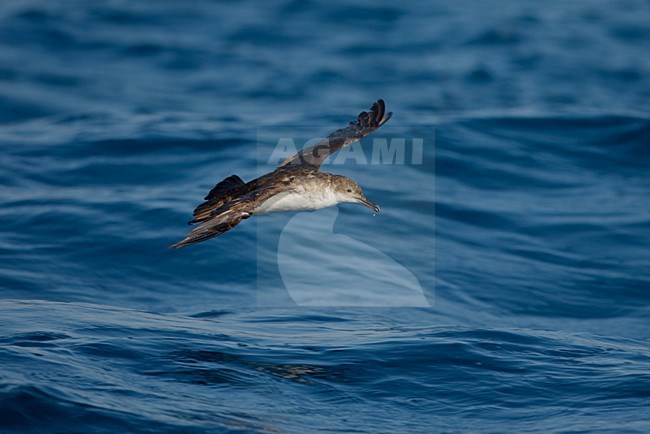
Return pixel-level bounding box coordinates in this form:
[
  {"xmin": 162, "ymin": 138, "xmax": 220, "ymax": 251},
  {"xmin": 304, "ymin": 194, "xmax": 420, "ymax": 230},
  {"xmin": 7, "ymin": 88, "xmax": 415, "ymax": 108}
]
[
  {"xmin": 358, "ymin": 99, "xmax": 390, "ymax": 128},
  {"xmin": 168, "ymin": 239, "xmax": 189, "ymax": 249},
  {"xmin": 358, "ymin": 111, "xmax": 369, "ymax": 127},
  {"xmin": 373, "ymin": 99, "xmax": 390, "ymax": 126},
  {"xmin": 373, "ymin": 99, "xmax": 385, "ymax": 123},
  {"xmin": 379, "ymin": 111, "xmax": 393, "ymax": 127}
]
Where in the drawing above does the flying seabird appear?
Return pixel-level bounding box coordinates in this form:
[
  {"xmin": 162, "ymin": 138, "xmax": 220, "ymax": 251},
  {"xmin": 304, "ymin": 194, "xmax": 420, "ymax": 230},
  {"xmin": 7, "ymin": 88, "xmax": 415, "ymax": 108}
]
[{"xmin": 170, "ymin": 99, "xmax": 392, "ymax": 248}]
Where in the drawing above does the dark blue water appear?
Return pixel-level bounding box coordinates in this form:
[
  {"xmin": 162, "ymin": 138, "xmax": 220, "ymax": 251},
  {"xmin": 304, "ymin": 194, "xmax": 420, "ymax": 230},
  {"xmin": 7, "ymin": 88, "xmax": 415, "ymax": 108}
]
[{"xmin": 1, "ymin": 1, "xmax": 649, "ymax": 432}]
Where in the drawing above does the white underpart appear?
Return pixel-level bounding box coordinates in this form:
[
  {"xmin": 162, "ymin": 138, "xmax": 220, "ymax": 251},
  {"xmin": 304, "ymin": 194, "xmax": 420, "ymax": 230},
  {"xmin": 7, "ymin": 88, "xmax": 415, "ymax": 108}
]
[{"xmin": 254, "ymin": 187, "xmax": 341, "ymax": 215}]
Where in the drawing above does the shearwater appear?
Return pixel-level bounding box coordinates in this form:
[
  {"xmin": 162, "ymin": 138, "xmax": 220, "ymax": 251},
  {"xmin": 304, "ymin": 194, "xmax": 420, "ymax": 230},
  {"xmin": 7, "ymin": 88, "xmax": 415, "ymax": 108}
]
[{"xmin": 170, "ymin": 99, "xmax": 392, "ymax": 248}]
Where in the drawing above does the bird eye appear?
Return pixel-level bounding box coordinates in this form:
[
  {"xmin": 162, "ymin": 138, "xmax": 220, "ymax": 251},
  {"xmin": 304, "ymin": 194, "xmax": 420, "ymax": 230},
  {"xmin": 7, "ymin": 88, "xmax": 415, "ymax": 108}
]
[{"xmin": 347, "ymin": 188, "xmax": 352, "ymax": 193}]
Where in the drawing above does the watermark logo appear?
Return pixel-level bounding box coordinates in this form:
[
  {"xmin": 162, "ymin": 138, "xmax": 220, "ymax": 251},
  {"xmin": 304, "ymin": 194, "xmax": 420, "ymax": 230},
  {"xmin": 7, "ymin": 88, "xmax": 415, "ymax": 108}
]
[
  {"xmin": 267, "ymin": 137, "xmax": 424, "ymax": 166},
  {"xmin": 255, "ymin": 127, "xmax": 435, "ymax": 307}
]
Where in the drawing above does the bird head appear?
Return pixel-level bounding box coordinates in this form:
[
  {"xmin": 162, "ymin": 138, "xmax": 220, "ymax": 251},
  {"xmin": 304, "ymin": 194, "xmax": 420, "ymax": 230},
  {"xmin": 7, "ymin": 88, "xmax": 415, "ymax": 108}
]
[{"xmin": 333, "ymin": 176, "xmax": 380, "ymax": 213}]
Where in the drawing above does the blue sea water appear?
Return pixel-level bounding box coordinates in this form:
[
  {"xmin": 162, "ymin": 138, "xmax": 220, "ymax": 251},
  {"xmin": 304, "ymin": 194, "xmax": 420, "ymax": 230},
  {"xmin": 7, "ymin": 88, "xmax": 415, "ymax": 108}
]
[{"xmin": 1, "ymin": 0, "xmax": 650, "ymax": 432}]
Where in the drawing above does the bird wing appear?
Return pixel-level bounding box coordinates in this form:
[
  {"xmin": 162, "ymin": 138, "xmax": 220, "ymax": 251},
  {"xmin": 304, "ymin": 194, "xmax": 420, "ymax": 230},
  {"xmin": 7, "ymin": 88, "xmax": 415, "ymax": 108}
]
[
  {"xmin": 189, "ymin": 174, "xmax": 247, "ymax": 225},
  {"xmin": 277, "ymin": 99, "xmax": 392, "ymax": 170},
  {"xmin": 169, "ymin": 184, "xmax": 285, "ymax": 249}
]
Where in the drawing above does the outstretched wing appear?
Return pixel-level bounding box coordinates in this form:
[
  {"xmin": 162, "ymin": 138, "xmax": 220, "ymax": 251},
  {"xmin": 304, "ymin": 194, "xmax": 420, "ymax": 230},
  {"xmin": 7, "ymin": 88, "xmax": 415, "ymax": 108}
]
[
  {"xmin": 278, "ymin": 99, "xmax": 392, "ymax": 169},
  {"xmin": 190, "ymin": 174, "xmax": 247, "ymax": 225},
  {"xmin": 169, "ymin": 185, "xmax": 284, "ymax": 249},
  {"xmin": 169, "ymin": 206, "xmax": 251, "ymax": 249}
]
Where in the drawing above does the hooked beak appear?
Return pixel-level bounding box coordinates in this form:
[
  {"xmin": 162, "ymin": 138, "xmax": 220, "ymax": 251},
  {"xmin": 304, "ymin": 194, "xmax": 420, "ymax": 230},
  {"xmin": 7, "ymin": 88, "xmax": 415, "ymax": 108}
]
[{"xmin": 358, "ymin": 196, "xmax": 380, "ymax": 213}]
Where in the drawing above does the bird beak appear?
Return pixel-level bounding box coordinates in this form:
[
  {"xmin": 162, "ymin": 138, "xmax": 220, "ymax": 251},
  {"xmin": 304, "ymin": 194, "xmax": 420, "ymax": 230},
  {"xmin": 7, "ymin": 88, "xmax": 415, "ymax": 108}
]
[{"xmin": 359, "ymin": 196, "xmax": 380, "ymax": 213}]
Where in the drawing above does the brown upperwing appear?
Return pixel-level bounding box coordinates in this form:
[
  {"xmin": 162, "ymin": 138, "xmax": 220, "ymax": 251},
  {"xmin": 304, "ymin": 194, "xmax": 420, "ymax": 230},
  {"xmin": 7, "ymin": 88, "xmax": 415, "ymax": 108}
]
[
  {"xmin": 170, "ymin": 183, "xmax": 285, "ymax": 248},
  {"xmin": 189, "ymin": 174, "xmax": 249, "ymax": 224},
  {"xmin": 278, "ymin": 99, "xmax": 392, "ymax": 169}
]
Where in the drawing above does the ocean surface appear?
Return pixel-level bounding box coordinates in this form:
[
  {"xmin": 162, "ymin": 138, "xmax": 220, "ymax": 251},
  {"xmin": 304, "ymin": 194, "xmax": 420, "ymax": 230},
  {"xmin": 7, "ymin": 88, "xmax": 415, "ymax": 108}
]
[{"xmin": 1, "ymin": 0, "xmax": 649, "ymax": 432}]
